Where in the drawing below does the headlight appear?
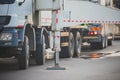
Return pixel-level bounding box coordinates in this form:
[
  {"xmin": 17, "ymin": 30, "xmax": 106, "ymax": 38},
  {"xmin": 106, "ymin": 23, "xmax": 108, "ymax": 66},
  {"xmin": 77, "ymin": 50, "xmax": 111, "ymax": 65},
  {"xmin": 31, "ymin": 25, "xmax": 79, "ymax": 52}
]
[{"xmin": 0, "ymin": 33, "xmax": 12, "ymax": 41}]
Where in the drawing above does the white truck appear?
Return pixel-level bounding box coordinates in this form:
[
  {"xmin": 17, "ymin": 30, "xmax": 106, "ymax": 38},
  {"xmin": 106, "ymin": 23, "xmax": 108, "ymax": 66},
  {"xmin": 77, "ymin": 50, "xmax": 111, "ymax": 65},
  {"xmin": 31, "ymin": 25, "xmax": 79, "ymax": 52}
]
[{"xmin": 0, "ymin": 0, "xmax": 120, "ymax": 69}]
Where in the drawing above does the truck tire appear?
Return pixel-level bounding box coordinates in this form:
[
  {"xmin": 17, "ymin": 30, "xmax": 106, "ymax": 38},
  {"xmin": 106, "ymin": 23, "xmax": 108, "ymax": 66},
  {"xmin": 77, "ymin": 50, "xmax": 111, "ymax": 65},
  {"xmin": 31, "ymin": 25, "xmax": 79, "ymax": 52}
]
[
  {"xmin": 60, "ymin": 32, "xmax": 74, "ymax": 58},
  {"xmin": 105, "ymin": 36, "xmax": 108, "ymax": 48},
  {"xmin": 35, "ymin": 29, "xmax": 45, "ymax": 65},
  {"xmin": 74, "ymin": 32, "xmax": 81, "ymax": 57},
  {"xmin": 108, "ymin": 39, "xmax": 112, "ymax": 46},
  {"xmin": 99, "ymin": 37, "xmax": 106, "ymax": 49},
  {"xmin": 18, "ymin": 36, "xmax": 29, "ymax": 69}
]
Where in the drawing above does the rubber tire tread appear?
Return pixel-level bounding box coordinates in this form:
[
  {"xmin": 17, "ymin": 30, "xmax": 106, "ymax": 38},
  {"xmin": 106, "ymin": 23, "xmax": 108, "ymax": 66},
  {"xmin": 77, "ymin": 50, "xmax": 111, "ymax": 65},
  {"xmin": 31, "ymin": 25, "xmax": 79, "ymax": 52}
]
[
  {"xmin": 35, "ymin": 28, "xmax": 45, "ymax": 65},
  {"xmin": 74, "ymin": 32, "xmax": 81, "ymax": 57},
  {"xmin": 18, "ymin": 36, "xmax": 29, "ymax": 69}
]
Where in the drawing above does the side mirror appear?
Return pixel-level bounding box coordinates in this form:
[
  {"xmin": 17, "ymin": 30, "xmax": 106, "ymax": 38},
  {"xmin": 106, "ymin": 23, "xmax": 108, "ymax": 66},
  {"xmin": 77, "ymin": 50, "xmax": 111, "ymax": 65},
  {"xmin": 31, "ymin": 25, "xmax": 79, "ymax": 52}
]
[{"xmin": 18, "ymin": 0, "xmax": 25, "ymax": 6}]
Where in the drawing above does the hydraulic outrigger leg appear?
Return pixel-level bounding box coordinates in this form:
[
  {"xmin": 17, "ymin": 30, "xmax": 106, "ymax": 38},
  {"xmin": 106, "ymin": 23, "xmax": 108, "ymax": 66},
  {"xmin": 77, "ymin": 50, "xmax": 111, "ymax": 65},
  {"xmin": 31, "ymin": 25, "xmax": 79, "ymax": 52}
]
[{"xmin": 47, "ymin": 10, "xmax": 66, "ymax": 70}]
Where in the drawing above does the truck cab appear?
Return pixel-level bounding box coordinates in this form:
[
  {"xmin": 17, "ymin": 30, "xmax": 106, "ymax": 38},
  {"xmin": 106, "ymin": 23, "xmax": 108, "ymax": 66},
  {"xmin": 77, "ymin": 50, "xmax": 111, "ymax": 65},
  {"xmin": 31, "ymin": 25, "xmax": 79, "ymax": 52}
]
[
  {"xmin": 0, "ymin": 0, "xmax": 55, "ymax": 69},
  {"xmin": 0, "ymin": 0, "xmax": 35, "ymax": 69},
  {"xmin": 0, "ymin": 0, "xmax": 32, "ymax": 47}
]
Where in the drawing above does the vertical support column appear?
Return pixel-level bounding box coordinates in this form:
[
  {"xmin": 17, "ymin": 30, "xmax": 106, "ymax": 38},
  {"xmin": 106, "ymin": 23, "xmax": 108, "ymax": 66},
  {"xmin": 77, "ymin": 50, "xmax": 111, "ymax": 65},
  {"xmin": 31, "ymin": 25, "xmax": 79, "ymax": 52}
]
[{"xmin": 47, "ymin": 10, "xmax": 65, "ymax": 70}]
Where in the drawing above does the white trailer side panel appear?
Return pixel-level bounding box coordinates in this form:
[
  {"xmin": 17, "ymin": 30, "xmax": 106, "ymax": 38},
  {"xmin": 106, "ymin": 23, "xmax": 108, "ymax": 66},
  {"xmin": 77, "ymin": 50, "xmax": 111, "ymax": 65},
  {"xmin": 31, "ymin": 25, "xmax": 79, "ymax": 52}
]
[{"xmin": 60, "ymin": 0, "xmax": 120, "ymax": 27}]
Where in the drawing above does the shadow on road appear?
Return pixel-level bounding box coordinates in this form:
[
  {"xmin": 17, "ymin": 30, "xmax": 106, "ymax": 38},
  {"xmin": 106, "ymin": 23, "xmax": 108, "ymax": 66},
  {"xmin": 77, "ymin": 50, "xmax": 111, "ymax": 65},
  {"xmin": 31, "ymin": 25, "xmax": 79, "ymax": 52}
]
[{"xmin": 0, "ymin": 57, "xmax": 41, "ymax": 72}]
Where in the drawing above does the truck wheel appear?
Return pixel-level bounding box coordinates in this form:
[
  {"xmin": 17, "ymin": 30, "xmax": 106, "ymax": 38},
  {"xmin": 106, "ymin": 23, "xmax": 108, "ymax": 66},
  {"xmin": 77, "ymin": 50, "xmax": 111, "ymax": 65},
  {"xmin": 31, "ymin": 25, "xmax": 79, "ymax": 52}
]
[
  {"xmin": 108, "ymin": 39, "xmax": 112, "ymax": 46},
  {"xmin": 35, "ymin": 29, "xmax": 45, "ymax": 65},
  {"xmin": 99, "ymin": 37, "xmax": 106, "ymax": 49},
  {"xmin": 104, "ymin": 36, "xmax": 108, "ymax": 48},
  {"xmin": 60, "ymin": 32, "xmax": 74, "ymax": 58},
  {"xmin": 74, "ymin": 32, "xmax": 81, "ymax": 57},
  {"xmin": 18, "ymin": 36, "xmax": 29, "ymax": 69}
]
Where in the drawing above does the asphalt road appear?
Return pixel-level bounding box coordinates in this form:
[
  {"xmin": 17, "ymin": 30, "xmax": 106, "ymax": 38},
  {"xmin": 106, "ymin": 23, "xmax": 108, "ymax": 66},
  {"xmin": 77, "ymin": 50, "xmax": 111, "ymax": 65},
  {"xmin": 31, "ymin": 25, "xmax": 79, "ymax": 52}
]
[
  {"xmin": 81, "ymin": 40, "xmax": 120, "ymax": 58},
  {"xmin": 0, "ymin": 40, "xmax": 120, "ymax": 80}
]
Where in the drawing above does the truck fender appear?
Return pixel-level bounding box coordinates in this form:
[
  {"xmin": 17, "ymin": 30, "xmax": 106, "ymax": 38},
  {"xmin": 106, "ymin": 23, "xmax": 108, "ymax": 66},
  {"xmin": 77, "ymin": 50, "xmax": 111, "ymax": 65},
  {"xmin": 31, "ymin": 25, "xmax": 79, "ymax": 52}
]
[
  {"xmin": 40, "ymin": 27, "xmax": 49, "ymax": 48},
  {"xmin": 19, "ymin": 23, "xmax": 36, "ymax": 51}
]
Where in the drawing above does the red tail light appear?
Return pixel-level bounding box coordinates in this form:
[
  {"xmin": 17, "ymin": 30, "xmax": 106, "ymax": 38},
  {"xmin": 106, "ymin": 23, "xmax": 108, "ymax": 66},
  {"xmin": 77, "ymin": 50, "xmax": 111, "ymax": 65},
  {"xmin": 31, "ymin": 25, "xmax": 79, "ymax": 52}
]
[
  {"xmin": 90, "ymin": 31, "xmax": 94, "ymax": 35},
  {"xmin": 89, "ymin": 31, "xmax": 98, "ymax": 35}
]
